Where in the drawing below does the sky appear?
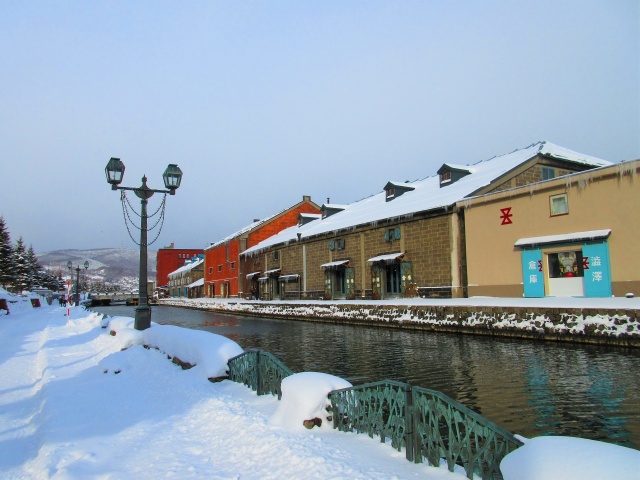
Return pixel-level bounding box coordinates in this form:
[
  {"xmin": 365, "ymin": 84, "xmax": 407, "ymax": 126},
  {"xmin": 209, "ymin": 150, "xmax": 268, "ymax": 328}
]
[
  {"xmin": 1, "ymin": 293, "xmax": 639, "ymax": 479},
  {"xmin": 0, "ymin": 1, "xmax": 638, "ymax": 254}
]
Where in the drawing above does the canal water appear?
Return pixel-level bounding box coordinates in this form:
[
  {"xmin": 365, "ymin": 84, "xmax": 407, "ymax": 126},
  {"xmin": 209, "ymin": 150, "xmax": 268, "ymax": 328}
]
[{"xmin": 91, "ymin": 304, "xmax": 640, "ymax": 449}]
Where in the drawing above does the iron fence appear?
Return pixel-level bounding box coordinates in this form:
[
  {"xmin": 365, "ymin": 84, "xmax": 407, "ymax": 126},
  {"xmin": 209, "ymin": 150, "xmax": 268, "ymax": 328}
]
[
  {"xmin": 227, "ymin": 351, "xmax": 521, "ymax": 478},
  {"xmin": 227, "ymin": 349, "xmax": 294, "ymax": 399}
]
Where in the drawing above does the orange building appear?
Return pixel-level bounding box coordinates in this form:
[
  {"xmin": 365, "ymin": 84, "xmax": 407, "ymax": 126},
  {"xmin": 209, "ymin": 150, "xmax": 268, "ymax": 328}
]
[
  {"xmin": 204, "ymin": 196, "xmax": 320, "ymax": 298},
  {"xmin": 156, "ymin": 243, "xmax": 204, "ymax": 289}
]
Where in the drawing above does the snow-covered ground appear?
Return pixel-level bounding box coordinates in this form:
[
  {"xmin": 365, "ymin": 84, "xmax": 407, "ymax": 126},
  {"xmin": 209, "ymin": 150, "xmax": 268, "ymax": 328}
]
[{"xmin": 1, "ymin": 290, "xmax": 638, "ymax": 479}]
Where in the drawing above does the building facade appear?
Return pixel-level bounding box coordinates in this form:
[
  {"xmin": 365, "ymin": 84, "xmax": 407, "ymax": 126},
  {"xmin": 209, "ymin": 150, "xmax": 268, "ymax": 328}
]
[
  {"xmin": 240, "ymin": 142, "xmax": 617, "ymax": 300},
  {"xmin": 204, "ymin": 196, "xmax": 321, "ymax": 298},
  {"xmin": 463, "ymin": 159, "xmax": 639, "ymax": 298},
  {"xmin": 156, "ymin": 243, "xmax": 204, "ymax": 290},
  {"xmin": 168, "ymin": 256, "xmax": 204, "ymax": 298}
]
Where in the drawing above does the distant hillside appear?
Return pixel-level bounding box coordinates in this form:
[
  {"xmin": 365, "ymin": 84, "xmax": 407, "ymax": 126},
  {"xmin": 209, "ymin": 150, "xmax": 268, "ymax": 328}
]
[{"xmin": 37, "ymin": 248, "xmax": 157, "ymax": 284}]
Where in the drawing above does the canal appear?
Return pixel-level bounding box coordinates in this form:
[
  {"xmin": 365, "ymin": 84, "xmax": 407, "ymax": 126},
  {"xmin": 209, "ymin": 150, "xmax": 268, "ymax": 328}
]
[{"xmin": 91, "ymin": 304, "xmax": 640, "ymax": 449}]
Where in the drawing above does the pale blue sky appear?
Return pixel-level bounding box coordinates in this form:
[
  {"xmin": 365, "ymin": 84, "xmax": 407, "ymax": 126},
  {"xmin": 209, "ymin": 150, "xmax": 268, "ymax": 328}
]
[{"xmin": 1, "ymin": 1, "xmax": 638, "ymax": 253}]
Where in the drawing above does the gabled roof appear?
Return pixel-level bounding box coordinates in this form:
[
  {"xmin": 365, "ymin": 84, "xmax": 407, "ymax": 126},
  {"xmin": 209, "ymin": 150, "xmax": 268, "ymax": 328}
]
[
  {"xmin": 437, "ymin": 163, "xmax": 475, "ymax": 174},
  {"xmin": 241, "ymin": 142, "xmax": 610, "ymax": 256},
  {"xmin": 205, "ymin": 196, "xmax": 320, "ymax": 250},
  {"xmin": 167, "ymin": 258, "xmax": 204, "ymax": 277}
]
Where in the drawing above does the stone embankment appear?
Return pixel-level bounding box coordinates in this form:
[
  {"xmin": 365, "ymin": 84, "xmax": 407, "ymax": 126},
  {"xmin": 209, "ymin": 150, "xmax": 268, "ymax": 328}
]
[{"xmin": 158, "ymin": 298, "xmax": 640, "ymax": 347}]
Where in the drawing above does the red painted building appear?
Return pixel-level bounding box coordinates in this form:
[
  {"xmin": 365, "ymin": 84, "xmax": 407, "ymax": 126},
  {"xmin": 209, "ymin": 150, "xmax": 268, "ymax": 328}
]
[
  {"xmin": 156, "ymin": 243, "xmax": 204, "ymax": 289},
  {"xmin": 204, "ymin": 196, "xmax": 320, "ymax": 298}
]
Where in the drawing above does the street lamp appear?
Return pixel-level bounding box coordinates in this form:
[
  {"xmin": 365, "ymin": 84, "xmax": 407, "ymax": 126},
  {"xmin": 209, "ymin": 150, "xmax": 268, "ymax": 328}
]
[
  {"xmin": 67, "ymin": 260, "xmax": 89, "ymax": 306},
  {"xmin": 105, "ymin": 157, "xmax": 183, "ymax": 330}
]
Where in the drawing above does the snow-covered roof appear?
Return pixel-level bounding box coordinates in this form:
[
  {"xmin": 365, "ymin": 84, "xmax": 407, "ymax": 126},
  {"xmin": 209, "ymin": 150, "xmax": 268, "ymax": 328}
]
[
  {"xmin": 241, "ymin": 142, "xmax": 610, "ymax": 256},
  {"xmin": 384, "ymin": 181, "xmax": 415, "ymax": 189},
  {"xmin": 514, "ymin": 230, "xmax": 612, "ymax": 248},
  {"xmin": 167, "ymin": 258, "xmax": 204, "ymax": 277},
  {"xmin": 206, "ymin": 197, "xmax": 320, "ymax": 250},
  {"xmin": 322, "ymin": 204, "xmax": 349, "ymax": 210},
  {"xmin": 187, "ymin": 278, "xmax": 204, "ymax": 288},
  {"xmin": 368, "ymin": 252, "xmax": 404, "ymax": 263},
  {"xmin": 278, "ymin": 274, "xmax": 300, "ymax": 282},
  {"xmin": 438, "ymin": 163, "xmax": 476, "ymax": 173},
  {"xmin": 320, "ymin": 259, "xmax": 350, "ymax": 268}
]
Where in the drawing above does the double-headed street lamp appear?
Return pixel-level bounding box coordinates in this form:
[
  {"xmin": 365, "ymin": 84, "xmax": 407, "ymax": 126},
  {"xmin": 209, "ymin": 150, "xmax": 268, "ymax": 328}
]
[
  {"xmin": 105, "ymin": 157, "xmax": 183, "ymax": 330},
  {"xmin": 67, "ymin": 260, "xmax": 89, "ymax": 306}
]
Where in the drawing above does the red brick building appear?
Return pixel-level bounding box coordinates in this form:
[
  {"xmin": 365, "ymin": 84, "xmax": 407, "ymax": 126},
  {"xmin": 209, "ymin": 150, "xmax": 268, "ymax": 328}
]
[
  {"xmin": 204, "ymin": 196, "xmax": 320, "ymax": 298},
  {"xmin": 156, "ymin": 243, "xmax": 204, "ymax": 289}
]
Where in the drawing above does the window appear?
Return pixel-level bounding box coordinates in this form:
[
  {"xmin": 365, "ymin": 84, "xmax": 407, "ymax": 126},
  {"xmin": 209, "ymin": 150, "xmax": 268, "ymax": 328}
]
[
  {"xmin": 440, "ymin": 170, "xmax": 451, "ymax": 184},
  {"xmin": 273, "ymin": 251, "xmax": 279, "ymax": 260},
  {"xmin": 550, "ymin": 193, "xmax": 568, "ymax": 216},
  {"xmin": 542, "ymin": 167, "xmax": 555, "ymax": 180},
  {"xmin": 385, "ymin": 228, "xmax": 401, "ymax": 241},
  {"xmin": 386, "ymin": 187, "xmax": 395, "ymax": 198},
  {"xmin": 218, "ymin": 265, "xmax": 222, "ymax": 272},
  {"xmin": 548, "ymin": 251, "xmax": 584, "ymax": 278},
  {"xmin": 209, "ymin": 267, "xmax": 213, "ymax": 274},
  {"xmin": 231, "ymin": 262, "xmax": 236, "ymax": 270}
]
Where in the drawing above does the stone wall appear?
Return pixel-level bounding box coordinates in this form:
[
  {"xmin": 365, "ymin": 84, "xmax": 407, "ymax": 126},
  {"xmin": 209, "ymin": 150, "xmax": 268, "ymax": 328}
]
[{"xmin": 160, "ymin": 298, "xmax": 640, "ymax": 347}]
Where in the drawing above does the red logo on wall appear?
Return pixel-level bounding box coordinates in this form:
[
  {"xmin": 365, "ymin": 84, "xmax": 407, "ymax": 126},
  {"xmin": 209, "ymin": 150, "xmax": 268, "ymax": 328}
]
[
  {"xmin": 583, "ymin": 257, "xmax": 590, "ymax": 270},
  {"xmin": 500, "ymin": 207, "xmax": 513, "ymax": 225}
]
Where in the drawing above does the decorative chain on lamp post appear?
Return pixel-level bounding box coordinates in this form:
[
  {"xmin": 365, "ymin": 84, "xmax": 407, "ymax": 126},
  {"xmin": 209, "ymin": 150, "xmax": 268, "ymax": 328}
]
[{"xmin": 105, "ymin": 157, "xmax": 183, "ymax": 330}]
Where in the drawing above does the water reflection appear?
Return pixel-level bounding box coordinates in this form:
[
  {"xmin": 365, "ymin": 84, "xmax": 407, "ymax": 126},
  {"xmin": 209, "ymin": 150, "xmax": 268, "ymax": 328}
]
[{"xmin": 92, "ymin": 304, "xmax": 640, "ymax": 449}]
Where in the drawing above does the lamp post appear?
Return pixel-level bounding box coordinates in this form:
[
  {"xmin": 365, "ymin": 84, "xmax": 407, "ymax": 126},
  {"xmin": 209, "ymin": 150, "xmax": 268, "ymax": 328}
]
[
  {"xmin": 67, "ymin": 260, "xmax": 89, "ymax": 306},
  {"xmin": 105, "ymin": 157, "xmax": 183, "ymax": 330}
]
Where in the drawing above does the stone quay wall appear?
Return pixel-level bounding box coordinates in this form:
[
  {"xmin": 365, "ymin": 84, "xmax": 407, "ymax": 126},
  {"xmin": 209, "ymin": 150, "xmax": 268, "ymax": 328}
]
[{"xmin": 158, "ymin": 299, "xmax": 640, "ymax": 348}]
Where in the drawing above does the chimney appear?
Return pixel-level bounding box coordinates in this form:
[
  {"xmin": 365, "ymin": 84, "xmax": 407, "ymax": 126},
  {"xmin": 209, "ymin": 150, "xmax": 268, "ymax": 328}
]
[
  {"xmin": 303, "ymin": 195, "xmax": 310, "ymax": 202},
  {"xmin": 327, "ymin": 197, "xmax": 330, "ymax": 204}
]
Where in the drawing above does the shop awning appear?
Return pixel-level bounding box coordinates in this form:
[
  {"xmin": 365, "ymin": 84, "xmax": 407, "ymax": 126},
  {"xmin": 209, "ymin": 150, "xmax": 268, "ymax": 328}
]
[
  {"xmin": 258, "ymin": 277, "xmax": 268, "ymax": 283},
  {"xmin": 278, "ymin": 274, "xmax": 300, "ymax": 283},
  {"xmin": 320, "ymin": 259, "xmax": 350, "ymax": 269},
  {"xmin": 264, "ymin": 268, "xmax": 281, "ymax": 276},
  {"xmin": 187, "ymin": 278, "xmax": 204, "ymax": 288},
  {"xmin": 246, "ymin": 271, "xmax": 261, "ymax": 279},
  {"xmin": 367, "ymin": 252, "xmax": 404, "ymax": 263},
  {"xmin": 514, "ymin": 229, "xmax": 611, "ymax": 248}
]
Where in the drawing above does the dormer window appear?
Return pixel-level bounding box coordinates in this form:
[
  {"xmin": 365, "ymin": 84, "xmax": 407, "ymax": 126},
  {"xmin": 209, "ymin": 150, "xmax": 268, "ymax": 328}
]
[
  {"xmin": 321, "ymin": 204, "xmax": 346, "ymax": 218},
  {"xmin": 383, "ymin": 181, "xmax": 415, "ymax": 202},
  {"xmin": 298, "ymin": 213, "xmax": 321, "ymax": 226},
  {"xmin": 437, "ymin": 164, "xmax": 473, "ymax": 188}
]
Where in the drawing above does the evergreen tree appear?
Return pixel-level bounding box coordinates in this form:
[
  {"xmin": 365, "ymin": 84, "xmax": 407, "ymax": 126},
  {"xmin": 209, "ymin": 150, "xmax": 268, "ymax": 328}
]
[
  {"xmin": 0, "ymin": 216, "xmax": 15, "ymax": 290},
  {"xmin": 13, "ymin": 237, "xmax": 30, "ymax": 293},
  {"xmin": 26, "ymin": 244, "xmax": 42, "ymax": 290}
]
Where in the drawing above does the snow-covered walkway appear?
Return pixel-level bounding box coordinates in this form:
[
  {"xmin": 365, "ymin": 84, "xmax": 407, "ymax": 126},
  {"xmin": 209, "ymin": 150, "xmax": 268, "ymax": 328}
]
[
  {"xmin": 1, "ymin": 296, "xmax": 638, "ymax": 479},
  {"xmin": 0, "ymin": 302, "xmax": 466, "ymax": 479}
]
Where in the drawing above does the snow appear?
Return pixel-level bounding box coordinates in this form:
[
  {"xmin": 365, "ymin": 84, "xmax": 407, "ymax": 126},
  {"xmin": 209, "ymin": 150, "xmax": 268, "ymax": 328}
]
[
  {"xmin": 1, "ymin": 288, "xmax": 638, "ymax": 479},
  {"xmin": 269, "ymin": 373, "xmax": 353, "ymax": 431},
  {"xmin": 501, "ymin": 436, "xmax": 640, "ymax": 480},
  {"xmin": 0, "ymin": 290, "xmax": 466, "ymax": 479},
  {"xmin": 367, "ymin": 252, "xmax": 405, "ymax": 263},
  {"xmin": 514, "ymin": 229, "xmax": 612, "ymax": 248}
]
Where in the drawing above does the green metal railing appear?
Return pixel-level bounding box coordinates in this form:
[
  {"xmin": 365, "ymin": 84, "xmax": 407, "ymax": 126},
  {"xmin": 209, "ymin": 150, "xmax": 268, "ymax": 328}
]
[
  {"xmin": 226, "ymin": 351, "xmax": 522, "ymax": 479},
  {"xmin": 227, "ymin": 349, "xmax": 294, "ymax": 399},
  {"xmin": 328, "ymin": 381, "xmax": 523, "ymax": 480}
]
